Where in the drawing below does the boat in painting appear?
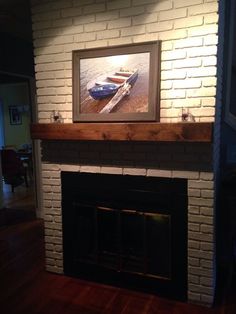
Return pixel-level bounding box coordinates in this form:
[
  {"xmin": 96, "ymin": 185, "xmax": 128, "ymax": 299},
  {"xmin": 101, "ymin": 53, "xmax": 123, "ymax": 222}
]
[{"xmin": 87, "ymin": 68, "xmax": 138, "ymax": 100}]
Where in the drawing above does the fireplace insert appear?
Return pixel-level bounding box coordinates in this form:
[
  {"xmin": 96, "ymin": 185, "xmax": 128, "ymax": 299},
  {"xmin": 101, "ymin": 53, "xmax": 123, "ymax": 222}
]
[{"xmin": 62, "ymin": 172, "xmax": 187, "ymax": 300}]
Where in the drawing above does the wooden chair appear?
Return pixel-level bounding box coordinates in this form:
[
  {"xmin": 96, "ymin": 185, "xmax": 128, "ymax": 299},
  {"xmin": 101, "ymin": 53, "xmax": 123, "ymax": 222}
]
[{"xmin": 0, "ymin": 149, "xmax": 28, "ymax": 192}]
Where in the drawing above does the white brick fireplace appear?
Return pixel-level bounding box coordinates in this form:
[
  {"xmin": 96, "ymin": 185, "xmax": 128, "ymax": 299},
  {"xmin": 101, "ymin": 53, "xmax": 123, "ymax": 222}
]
[
  {"xmin": 31, "ymin": 0, "xmax": 220, "ymax": 307},
  {"xmin": 40, "ymin": 140, "xmax": 215, "ymax": 305}
]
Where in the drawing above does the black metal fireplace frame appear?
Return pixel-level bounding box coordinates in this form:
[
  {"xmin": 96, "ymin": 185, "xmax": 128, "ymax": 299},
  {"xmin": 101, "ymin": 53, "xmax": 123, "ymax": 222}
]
[{"xmin": 62, "ymin": 172, "xmax": 187, "ymax": 300}]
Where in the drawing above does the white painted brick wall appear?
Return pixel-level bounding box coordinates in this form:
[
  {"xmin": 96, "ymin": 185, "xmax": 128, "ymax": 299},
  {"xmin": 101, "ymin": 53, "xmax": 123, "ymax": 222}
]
[
  {"xmin": 30, "ymin": 0, "xmax": 219, "ymax": 306},
  {"xmin": 31, "ymin": 0, "xmax": 219, "ymax": 123}
]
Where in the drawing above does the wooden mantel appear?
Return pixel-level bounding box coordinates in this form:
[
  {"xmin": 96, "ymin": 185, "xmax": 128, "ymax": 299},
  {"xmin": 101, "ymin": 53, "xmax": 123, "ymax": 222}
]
[{"xmin": 30, "ymin": 122, "xmax": 213, "ymax": 142}]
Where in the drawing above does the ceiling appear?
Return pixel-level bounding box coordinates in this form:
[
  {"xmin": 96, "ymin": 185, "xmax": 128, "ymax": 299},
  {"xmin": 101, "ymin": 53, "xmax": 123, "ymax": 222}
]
[
  {"xmin": 0, "ymin": 0, "xmax": 32, "ymax": 41},
  {"xmin": 0, "ymin": 0, "xmax": 34, "ymax": 83}
]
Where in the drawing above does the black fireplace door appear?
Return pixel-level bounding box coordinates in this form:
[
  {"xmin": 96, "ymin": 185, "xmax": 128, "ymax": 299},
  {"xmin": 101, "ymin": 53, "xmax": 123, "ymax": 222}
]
[{"xmin": 62, "ymin": 172, "xmax": 187, "ymax": 301}]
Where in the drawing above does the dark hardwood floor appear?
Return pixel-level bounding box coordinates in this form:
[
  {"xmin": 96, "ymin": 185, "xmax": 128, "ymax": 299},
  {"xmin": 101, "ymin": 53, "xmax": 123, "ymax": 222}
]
[
  {"xmin": 0, "ymin": 183, "xmax": 235, "ymax": 313},
  {"xmin": 0, "ymin": 181, "xmax": 36, "ymax": 227},
  {"xmin": 2, "ymin": 180, "xmax": 35, "ymax": 209}
]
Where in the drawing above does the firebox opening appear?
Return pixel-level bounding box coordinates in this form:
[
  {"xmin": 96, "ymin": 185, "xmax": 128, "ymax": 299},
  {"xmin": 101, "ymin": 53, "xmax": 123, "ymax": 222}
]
[{"xmin": 62, "ymin": 172, "xmax": 187, "ymax": 300}]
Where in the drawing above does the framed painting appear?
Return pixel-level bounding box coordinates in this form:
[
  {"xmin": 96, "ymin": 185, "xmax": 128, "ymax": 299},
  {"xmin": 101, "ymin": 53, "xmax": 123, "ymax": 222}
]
[
  {"xmin": 9, "ymin": 106, "xmax": 22, "ymax": 125},
  {"xmin": 72, "ymin": 41, "xmax": 161, "ymax": 122}
]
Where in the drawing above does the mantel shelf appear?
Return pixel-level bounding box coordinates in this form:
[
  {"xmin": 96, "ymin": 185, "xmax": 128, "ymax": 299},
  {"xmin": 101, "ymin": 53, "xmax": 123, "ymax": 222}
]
[{"xmin": 30, "ymin": 122, "xmax": 213, "ymax": 142}]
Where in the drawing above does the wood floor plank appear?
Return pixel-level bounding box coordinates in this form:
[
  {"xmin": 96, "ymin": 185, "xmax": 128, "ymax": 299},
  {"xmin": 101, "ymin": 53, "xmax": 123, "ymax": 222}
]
[{"xmin": 0, "ymin": 219, "xmax": 235, "ymax": 314}]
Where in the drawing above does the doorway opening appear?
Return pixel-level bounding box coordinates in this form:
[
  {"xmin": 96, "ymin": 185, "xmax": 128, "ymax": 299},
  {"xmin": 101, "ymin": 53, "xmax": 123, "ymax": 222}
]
[{"xmin": 0, "ymin": 75, "xmax": 36, "ymax": 223}]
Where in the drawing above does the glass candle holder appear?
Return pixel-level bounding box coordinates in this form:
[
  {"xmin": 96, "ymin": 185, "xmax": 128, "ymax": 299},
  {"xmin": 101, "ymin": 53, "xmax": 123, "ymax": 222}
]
[
  {"xmin": 50, "ymin": 110, "xmax": 63, "ymax": 123},
  {"xmin": 179, "ymin": 108, "xmax": 195, "ymax": 122}
]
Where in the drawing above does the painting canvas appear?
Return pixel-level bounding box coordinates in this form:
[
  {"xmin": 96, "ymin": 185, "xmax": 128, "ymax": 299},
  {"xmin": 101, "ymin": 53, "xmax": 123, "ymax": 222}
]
[
  {"xmin": 9, "ymin": 106, "xmax": 22, "ymax": 125},
  {"xmin": 73, "ymin": 41, "xmax": 161, "ymax": 122}
]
